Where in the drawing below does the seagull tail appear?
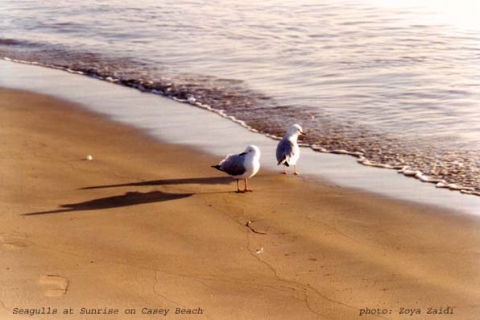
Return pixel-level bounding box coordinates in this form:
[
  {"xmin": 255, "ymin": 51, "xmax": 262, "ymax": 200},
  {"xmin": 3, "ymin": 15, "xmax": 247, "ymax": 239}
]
[
  {"xmin": 211, "ymin": 165, "xmax": 223, "ymax": 171},
  {"xmin": 277, "ymin": 158, "xmax": 289, "ymax": 167}
]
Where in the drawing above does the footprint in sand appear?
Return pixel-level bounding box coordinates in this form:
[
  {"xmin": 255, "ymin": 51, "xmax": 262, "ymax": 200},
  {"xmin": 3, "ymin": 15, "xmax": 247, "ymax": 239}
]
[
  {"xmin": 0, "ymin": 233, "xmax": 30, "ymax": 251},
  {"xmin": 39, "ymin": 275, "xmax": 69, "ymax": 297}
]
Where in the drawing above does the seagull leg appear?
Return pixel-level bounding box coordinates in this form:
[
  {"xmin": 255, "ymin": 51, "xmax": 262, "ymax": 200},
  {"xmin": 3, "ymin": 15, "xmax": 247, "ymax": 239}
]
[
  {"xmin": 293, "ymin": 165, "xmax": 300, "ymax": 175},
  {"xmin": 236, "ymin": 179, "xmax": 242, "ymax": 193},
  {"xmin": 244, "ymin": 179, "xmax": 253, "ymax": 192},
  {"xmin": 282, "ymin": 166, "xmax": 287, "ymax": 175}
]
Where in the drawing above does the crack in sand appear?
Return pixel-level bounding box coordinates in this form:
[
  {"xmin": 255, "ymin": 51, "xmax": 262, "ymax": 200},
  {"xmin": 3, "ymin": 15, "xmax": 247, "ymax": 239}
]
[
  {"xmin": 152, "ymin": 271, "xmax": 185, "ymax": 307},
  {"xmin": 303, "ymin": 289, "xmax": 328, "ymax": 320},
  {"xmin": 245, "ymin": 220, "xmax": 267, "ymax": 235},
  {"xmin": 245, "ymin": 232, "xmax": 326, "ymax": 318},
  {"xmin": 28, "ymin": 241, "xmax": 213, "ymax": 317},
  {"xmin": 33, "ymin": 239, "xmax": 268, "ymax": 290},
  {"xmin": 152, "ymin": 272, "xmax": 212, "ymax": 320},
  {"xmin": 194, "ymin": 199, "xmax": 331, "ymax": 318},
  {"xmin": 243, "ymin": 224, "xmax": 382, "ymax": 319},
  {"xmin": 305, "ymin": 284, "xmax": 389, "ymax": 320},
  {"xmin": 24, "ymin": 200, "xmax": 375, "ymax": 319},
  {"xmin": 0, "ymin": 298, "xmax": 7, "ymax": 311}
]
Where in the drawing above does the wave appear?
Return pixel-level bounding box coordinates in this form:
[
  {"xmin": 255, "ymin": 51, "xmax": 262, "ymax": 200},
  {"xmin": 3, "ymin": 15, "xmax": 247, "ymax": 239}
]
[{"xmin": 1, "ymin": 43, "xmax": 479, "ymax": 197}]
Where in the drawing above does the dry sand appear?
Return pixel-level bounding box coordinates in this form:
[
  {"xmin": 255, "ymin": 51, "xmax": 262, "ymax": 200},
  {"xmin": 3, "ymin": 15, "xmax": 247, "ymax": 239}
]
[{"xmin": 1, "ymin": 87, "xmax": 480, "ymax": 319}]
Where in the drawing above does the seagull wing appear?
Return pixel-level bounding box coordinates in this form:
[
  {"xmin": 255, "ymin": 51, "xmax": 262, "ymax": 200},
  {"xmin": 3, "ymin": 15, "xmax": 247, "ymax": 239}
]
[
  {"xmin": 218, "ymin": 153, "xmax": 247, "ymax": 176},
  {"xmin": 276, "ymin": 139, "xmax": 294, "ymax": 166}
]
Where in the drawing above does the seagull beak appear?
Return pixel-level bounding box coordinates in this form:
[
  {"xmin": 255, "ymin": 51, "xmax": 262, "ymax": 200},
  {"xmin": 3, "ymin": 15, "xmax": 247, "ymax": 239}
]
[{"xmin": 300, "ymin": 131, "xmax": 306, "ymax": 136}]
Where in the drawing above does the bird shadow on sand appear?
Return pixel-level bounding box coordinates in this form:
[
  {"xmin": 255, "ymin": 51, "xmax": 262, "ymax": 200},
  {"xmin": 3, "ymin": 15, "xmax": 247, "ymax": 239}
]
[
  {"xmin": 23, "ymin": 191, "xmax": 193, "ymax": 216},
  {"xmin": 79, "ymin": 176, "xmax": 231, "ymax": 190}
]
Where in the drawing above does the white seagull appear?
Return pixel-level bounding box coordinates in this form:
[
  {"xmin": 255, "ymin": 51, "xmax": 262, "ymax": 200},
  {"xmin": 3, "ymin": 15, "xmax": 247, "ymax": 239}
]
[
  {"xmin": 212, "ymin": 145, "xmax": 261, "ymax": 192},
  {"xmin": 276, "ymin": 124, "xmax": 306, "ymax": 175}
]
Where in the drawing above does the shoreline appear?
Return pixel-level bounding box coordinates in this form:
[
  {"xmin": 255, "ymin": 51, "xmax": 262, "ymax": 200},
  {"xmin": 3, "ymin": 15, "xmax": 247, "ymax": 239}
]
[
  {"xmin": 2, "ymin": 87, "xmax": 480, "ymax": 319},
  {"xmin": 4, "ymin": 57, "xmax": 478, "ymax": 198},
  {"xmin": 1, "ymin": 59, "xmax": 480, "ymax": 215}
]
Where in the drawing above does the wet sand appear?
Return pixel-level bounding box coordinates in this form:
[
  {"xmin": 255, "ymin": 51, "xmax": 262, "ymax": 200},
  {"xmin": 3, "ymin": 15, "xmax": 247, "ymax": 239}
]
[{"xmin": 1, "ymin": 87, "xmax": 480, "ymax": 319}]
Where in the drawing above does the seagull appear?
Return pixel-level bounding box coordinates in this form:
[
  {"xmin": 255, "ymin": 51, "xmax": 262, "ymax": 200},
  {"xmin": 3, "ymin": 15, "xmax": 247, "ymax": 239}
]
[
  {"xmin": 212, "ymin": 145, "xmax": 261, "ymax": 193},
  {"xmin": 276, "ymin": 124, "xmax": 306, "ymax": 175}
]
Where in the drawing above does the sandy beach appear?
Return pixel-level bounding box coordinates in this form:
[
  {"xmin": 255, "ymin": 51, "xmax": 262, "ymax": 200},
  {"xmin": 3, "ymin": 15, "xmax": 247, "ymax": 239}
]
[{"xmin": 1, "ymin": 87, "xmax": 480, "ymax": 319}]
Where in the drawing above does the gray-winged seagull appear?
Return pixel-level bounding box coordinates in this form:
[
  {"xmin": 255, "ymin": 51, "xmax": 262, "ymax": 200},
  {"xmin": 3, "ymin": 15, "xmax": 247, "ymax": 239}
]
[
  {"xmin": 276, "ymin": 124, "xmax": 306, "ymax": 175},
  {"xmin": 212, "ymin": 145, "xmax": 261, "ymax": 192}
]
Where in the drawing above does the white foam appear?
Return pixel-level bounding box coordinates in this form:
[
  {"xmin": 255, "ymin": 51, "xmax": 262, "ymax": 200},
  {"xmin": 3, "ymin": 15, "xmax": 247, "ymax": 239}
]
[{"xmin": 1, "ymin": 59, "xmax": 479, "ymax": 216}]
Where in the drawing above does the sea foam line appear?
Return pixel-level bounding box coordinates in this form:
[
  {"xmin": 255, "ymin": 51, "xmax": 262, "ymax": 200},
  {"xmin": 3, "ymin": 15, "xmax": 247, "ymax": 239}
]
[{"xmin": 2, "ymin": 56, "xmax": 478, "ymax": 197}]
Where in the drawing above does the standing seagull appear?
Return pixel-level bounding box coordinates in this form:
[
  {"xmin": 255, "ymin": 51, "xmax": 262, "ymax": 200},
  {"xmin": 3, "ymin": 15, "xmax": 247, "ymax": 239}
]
[
  {"xmin": 276, "ymin": 124, "xmax": 306, "ymax": 175},
  {"xmin": 212, "ymin": 145, "xmax": 261, "ymax": 192}
]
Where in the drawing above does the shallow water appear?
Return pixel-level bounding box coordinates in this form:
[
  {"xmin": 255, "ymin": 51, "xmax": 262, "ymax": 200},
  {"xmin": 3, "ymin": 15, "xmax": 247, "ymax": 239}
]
[
  {"xmin": 1, "ymin": 0, "xmax": 479, "ymax": 195},
  {"xmin": 2, "ymin": 60, "xmax": 480, "ymax": 216}
]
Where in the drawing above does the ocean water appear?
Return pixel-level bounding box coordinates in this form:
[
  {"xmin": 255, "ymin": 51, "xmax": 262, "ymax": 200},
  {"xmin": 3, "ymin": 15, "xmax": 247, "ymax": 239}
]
[{"xmin": 1, "ymin": 0, "xmax": 479, "ymax": 196}]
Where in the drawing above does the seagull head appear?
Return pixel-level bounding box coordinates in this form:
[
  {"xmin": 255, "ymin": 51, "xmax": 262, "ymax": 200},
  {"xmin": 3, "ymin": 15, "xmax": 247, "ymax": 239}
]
[
  {"xmin": 243, "ymin": 145, "xmax": 261, "ymax": 158},
  {"xmin": 287, "ymin": 124, "xmax": 306, "ymax": 137}
]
